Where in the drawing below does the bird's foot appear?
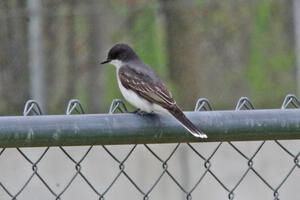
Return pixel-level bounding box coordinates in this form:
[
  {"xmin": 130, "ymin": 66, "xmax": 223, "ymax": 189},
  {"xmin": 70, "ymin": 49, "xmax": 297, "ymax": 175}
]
[
  {"xmin": 130, "ymin": 109, "xmax": 141, "ymax": 114},
  {"xmin": 136, "ymin": 110, "xmax": 150, "ymax": 116},
  {"xmin": 130, "ymin": 109, "xmax": 152, "ymax": 116}
]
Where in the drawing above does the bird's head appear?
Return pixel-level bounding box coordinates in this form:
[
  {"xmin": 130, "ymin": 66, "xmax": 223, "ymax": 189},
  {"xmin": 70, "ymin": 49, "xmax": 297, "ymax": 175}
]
[{"xmin": 101, "ymin": 43, "xmax": 139, "ymax": 66}]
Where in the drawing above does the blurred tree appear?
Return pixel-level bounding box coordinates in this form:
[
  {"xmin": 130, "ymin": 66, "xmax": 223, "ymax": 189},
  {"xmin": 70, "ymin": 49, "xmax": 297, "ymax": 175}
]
[
  {"xmin": 0, "ymin": 0, "xmax": 29, "ymax": 114},
  {"xmin": 64, "ymin": 0, "xmax": 78, "ymax": 107},
  {"xmin": 247, "ymin": 0, "xmax": 295, "ymax": 107},
  {"xmin": 126, "ymin": 1, "xmax": 166, "ymax": 75},
  {"xmin": 160, "ymin": 0, "xmax": 295, "ymax": 109},
  {"xmin": 294, "ymin": 0, "xmax": 300, "ymax": 95},
  {"xmin": 85, "ymin": 0, "xmax": 105, "ymax": 113},
  {"xmin": 160, "ymin": 0, "xmax": 208, "ymax": 109},
  {"xmin": 44, "ymin": 0, "xmax": 59, "ymax": 113},
  {"xmin": 43, "ymin": 0, "xmax": 111, "ymax": 113},
  {"xmin": 43, "ymin": 0, "xmax": 78, "ymax": 113},
  {"xmin": 0, "ymin": 0, "xmax": 297, "ymax": 114},
  {"xmin": 28, "ymin": 0, "xmax": 46, "ymax": 110}
]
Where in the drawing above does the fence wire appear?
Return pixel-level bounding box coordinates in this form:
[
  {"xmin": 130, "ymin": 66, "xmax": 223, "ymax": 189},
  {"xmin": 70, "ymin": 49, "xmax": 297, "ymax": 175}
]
[{"xmin": 0, "ymin": 94, "xmax": 300, "ymax": 200}]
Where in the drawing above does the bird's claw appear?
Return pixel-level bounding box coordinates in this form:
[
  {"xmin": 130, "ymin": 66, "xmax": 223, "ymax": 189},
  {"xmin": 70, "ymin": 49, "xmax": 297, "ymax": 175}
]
[{"xmin": 130, "ymin": 109, "xmax": 152, "ymax": 116}]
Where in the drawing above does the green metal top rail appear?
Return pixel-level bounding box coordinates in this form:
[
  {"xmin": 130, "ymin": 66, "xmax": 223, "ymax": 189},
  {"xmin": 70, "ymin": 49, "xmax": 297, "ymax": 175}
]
[
  {"xmin": 0, "ymin": 109, "xmax": 299, "ymax": 148},
  {"xmin": 0, "ymin": 95, "xmax": 299, "ymax": 148}
]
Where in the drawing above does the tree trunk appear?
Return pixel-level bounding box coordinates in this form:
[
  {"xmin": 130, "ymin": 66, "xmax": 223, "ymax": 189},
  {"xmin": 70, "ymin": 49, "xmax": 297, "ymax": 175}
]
[
  {"xmin": 0, "ymin": 0, "xmax": 29, "ymax": 114},
  {"xmin": 65, "ymin": 0, "xmax": 77, "ymax": 102},
  {"xmin": 159, "ymin": 0, "xmax": 204, "ymax": 110},
  {"xmin": 43, "ymin": 0, "xmax": 59, "ymax": 113},
  {"xmin": 85, "ymin": 0, "xmax": 106, "ymax": 113},
  {"xmin": 27, "ymin": 0, "xmax": 45, "ymax": 110},
  {"xmin": 293, "ymin": 0, "xmax": 300, "ymax": 96},
  {"xmin": 160, "ymin": 0, "xmax": 256, "ymax": 109}
]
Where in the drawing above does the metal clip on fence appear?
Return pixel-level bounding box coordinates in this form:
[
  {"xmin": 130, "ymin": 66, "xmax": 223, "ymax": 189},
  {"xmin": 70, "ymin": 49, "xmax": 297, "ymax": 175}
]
[
  {"xmin": 66, "ymin": 99, "xmax": 85, "ymax": 115},
  {"xmin": 23, "ymin": 100, "xmax": 43, "ymax": 116}
]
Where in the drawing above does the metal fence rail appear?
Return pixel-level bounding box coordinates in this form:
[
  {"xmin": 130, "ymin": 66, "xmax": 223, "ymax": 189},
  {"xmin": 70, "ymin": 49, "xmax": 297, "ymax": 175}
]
[
  {"xmin": 1, "ymin": 105, "xmax": 300, "ymax": 147},
  {"xmin": 0, "ymin": 94, "xmax": 300, "ymax": 200}
]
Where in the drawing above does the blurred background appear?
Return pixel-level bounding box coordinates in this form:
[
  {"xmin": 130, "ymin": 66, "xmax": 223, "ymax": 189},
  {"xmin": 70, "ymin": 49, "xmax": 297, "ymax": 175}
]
[
  {"xmin": 0, "ymin": 0, "xmax": 300, "ymax": 199},
  {"xmin": 0, "ymin": 0, "xmax": 298, "ymax": 114}
]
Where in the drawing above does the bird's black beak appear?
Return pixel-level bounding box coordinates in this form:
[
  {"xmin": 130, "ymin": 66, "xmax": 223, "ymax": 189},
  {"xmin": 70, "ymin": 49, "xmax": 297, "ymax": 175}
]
[{"xmin": 100, "ymin": 59, "xmax": 110, "ymax": 64}]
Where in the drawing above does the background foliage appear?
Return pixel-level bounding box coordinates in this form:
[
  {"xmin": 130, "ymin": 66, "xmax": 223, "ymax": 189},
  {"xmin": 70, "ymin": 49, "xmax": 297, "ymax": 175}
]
[{"xmin": 0, "ymin": 0, "xmax": 296, "ymax": 112}]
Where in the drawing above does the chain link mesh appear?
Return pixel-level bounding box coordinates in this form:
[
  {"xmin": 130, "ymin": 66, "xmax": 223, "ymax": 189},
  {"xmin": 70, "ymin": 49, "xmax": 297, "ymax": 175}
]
[{"xmin": 0, "ymin": 94, "xmax": 299, "ymax": 199}]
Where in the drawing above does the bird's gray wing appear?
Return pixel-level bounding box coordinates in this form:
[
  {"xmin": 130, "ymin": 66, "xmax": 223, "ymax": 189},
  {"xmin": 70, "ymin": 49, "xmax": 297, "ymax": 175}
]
[
  {"xmin": 119, "ymin": 65, "xmax": 207, "ymax": 138},
  {"xmin": 118, "ymin": 65, "xmax": 176, "ymax": 108}
]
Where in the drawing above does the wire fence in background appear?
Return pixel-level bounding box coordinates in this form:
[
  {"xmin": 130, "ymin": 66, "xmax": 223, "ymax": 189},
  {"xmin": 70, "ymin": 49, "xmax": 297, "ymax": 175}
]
[{"xmin": 0, "ymin": 94, "xmax": 300, "ymax": 200}]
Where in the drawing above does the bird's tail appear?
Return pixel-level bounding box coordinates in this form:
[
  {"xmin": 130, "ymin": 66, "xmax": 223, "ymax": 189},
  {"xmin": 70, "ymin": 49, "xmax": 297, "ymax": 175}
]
[{"xmin": 169, "ymin": 106, "xmax": 207, "ymax": 138}]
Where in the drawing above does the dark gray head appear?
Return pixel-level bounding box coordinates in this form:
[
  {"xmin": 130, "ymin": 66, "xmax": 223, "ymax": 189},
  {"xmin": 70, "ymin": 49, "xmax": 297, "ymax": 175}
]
[{"xmin": 101, "ymin": 43, "xmax": 139, "ymax": 64}]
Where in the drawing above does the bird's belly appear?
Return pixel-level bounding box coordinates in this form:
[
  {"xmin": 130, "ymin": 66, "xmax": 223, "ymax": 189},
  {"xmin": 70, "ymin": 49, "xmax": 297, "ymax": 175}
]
[{"xmin": 117, "ymin": 78, "xmax": 153, "ymax": 113}]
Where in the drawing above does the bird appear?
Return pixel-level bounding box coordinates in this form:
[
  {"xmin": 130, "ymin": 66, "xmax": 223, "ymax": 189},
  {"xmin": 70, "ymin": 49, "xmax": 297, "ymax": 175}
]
[{"xmin": 101, "ymin": 43, "xmax": 207, "ymax": 138}]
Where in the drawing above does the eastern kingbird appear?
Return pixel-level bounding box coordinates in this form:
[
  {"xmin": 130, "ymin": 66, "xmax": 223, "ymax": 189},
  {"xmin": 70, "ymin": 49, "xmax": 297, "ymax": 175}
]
[{"xmin": 101, "ymin": 43, "xmax": 207, "ymax": 138}]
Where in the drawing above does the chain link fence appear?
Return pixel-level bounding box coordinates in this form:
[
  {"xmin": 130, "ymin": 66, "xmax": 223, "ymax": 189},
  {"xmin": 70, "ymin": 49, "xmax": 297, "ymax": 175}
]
[{"xmin": 0, "ymin": 94, "xmax": 299, "ymax": 200}]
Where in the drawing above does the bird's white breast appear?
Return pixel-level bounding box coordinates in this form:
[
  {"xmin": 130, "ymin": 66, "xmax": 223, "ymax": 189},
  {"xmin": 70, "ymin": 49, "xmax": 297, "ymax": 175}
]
[
  {"xmin": 111, "ymin": 59, "xmax": 169, "ymax": 114},
  {"xmin": 111, "ymin": 60, "xmax": 153, "ymax": 113},
  {"xmin": 117, "ymin": 74, "xmax": 154, "ymax": 113}
]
